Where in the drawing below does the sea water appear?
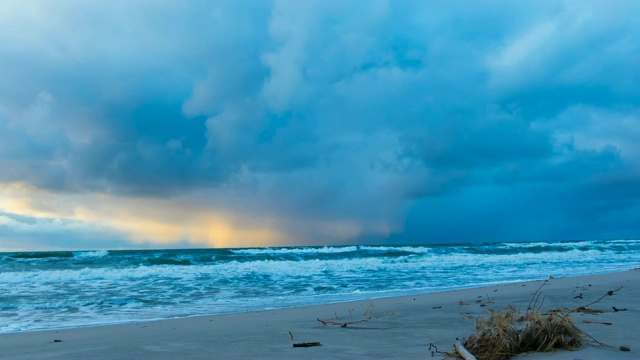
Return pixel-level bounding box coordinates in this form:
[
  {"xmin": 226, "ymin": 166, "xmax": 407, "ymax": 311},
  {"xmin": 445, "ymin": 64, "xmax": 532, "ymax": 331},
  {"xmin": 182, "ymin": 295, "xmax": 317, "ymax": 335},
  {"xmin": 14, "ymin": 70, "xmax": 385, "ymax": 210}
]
[{"xmin": 1, "ymin": 239, "xmax": 639, "ymax": 333}]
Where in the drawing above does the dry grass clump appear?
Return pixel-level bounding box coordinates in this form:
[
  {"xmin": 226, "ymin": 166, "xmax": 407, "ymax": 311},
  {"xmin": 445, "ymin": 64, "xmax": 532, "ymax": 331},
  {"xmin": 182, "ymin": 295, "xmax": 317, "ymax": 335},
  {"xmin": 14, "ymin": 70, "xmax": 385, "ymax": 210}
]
[
  {"xmin": 461, "ymin": 306, "xmax": 582, "ymax": 360},
  {"xmin": 440, "ymin": 284, "xmax": 623, "ymax": 360}
]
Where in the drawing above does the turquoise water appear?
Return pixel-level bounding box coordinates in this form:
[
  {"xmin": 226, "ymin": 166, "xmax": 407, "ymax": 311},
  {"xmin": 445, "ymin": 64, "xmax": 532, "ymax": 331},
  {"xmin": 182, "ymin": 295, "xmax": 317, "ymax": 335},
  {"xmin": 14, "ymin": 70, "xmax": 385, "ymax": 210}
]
[{"xmin": 1, "ymin": 239, "xmax": 639, "ymax": 333}]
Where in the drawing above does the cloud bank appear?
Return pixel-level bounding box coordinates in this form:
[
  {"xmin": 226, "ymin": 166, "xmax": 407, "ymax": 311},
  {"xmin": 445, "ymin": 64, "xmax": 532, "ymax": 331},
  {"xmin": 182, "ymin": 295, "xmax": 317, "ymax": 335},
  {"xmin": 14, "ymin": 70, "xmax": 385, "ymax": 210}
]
[{"xmin": 1, "ymin": 1, "xmax": 639, "ymax": 250}]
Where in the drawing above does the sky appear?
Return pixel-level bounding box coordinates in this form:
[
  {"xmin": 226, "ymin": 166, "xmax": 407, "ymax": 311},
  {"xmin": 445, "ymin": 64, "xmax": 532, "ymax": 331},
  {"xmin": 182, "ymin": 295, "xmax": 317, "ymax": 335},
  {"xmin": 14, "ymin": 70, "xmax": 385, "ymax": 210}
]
[{"xmin": 1, "ymin": 1, "xmax": 639, "ymax": 251}]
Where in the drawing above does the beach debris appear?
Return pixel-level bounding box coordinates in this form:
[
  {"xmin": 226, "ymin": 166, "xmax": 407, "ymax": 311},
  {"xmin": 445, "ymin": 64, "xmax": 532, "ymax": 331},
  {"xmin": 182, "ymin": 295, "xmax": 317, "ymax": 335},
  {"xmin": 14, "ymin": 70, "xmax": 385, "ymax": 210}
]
[
  {"xmin": 317, "ymin": 317, "xmax": 370, "ymax": 327},
  {"xmin": 53, "ymin": 339, "xmax": 63, "ymax": 343},
  {"xmin": 428, "ymin": 343, "xmax": 450, "ymax": 357},
  {"xmin": 573, "ymin": 293, "xmax": 583, "ymax": 299},
  {"xmin": 316, "ymin": 303, "xmax": 396, "ymax": 330},
  {"xmin": 432, "ymin": 306, "xmax": 443, "ymax": 309},
  {"xmin": 455, "ymin": 338, "xmax": 477, "ymax": 360},
  {"xmin": 582, "ymin": 320, "xmax": 612, "ymax": 325},
  {"xmin": 441, "ymin": 286, "xmax": 628, "ymax": 360},
  {"xmin": 459, "ymin": 299, "xmax": 470, "ymax": 306},
  {"xmin": 574, "ymin": 307, "xmax": 604, "ymax": 314},
  {"xmin": 293, "ymin": 342, "xmax": 322, "ymax": 348},
  {"xmin": 289, "ymin": 331, "xmax": 294, "ymax": 341},
  {"xmin": 364, "ymin": 303, "xmax": 375, "ymax": 316},
  {"xmin": 476, "ymin": 294, "xmax": 495, "ymax": 308},
  {"xmin": 612, "ymin": 306, "xmax": 627, "ymax": 312},
  {"xmin": 568, "ymin": 286, "xmax": 624, "ymax": 314},
  {"xmin": 620, "ymin": 345, "xmax": 631, "ymax": 351},
  {"xmin": 550, "ymin": 307, "xmax": 604, "ymax": 314},
  {"xmin": 457, "ymin": 305, "xmax": 583, "ymax": 360},
  {"xmin": 526, "ymin": 281, "xmax": 549, "ymax": 315}
]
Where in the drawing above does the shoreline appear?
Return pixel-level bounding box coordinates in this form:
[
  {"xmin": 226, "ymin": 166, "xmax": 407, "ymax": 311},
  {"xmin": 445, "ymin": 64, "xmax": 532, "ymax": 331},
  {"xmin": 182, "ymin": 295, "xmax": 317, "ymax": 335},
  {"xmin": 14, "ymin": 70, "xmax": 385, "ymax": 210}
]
[
  {"xmin": 1, "ymin": 269, "xmax": 638, "ymax": 359},
  {"xmin": 5, "ymin": 268, "xmax": 634, "ymax": 335}
]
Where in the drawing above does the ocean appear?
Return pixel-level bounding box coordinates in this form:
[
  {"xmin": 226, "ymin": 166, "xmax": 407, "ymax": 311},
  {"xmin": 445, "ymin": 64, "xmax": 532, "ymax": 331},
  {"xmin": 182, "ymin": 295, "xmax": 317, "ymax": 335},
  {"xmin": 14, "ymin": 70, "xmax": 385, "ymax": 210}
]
[{"xmin": 1, "ymin": 239, "xmax": 639, "ymax": 334}]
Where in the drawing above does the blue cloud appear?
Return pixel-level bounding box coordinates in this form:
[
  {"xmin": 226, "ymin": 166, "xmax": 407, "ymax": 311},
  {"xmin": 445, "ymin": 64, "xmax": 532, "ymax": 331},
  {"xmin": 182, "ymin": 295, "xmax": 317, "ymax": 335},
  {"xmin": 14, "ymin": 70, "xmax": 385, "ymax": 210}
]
[{"xmin": 1, "ymin": 1, "xmax": 640, "ymax": 248}]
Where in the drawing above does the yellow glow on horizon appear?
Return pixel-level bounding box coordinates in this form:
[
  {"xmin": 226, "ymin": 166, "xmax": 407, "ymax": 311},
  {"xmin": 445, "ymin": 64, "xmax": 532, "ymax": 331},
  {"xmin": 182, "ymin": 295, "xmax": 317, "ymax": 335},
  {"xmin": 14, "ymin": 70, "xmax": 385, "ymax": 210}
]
[
  {"xmin": 0, "ymin": 181, "xmax": 396, "ymax": 249},
  {"xmin": 0, "ymin": 182, "xmax": 286, "ymax": 249},
  {"xmin": 0, "ymin": 182, "xmax": 68, "ymax": 218}
]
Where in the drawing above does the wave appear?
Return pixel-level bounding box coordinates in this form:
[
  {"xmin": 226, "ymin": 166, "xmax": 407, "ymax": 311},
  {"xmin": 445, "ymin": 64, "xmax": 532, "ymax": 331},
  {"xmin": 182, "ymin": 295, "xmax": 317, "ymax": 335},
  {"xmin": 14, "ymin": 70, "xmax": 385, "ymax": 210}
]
[
  {"xmin": 73, "ymin": 250, "xmax": 110, "ymax": 259},
  {"xmin": 455, "ymin": 240, "xmax": 636, "ymax": 256},
  {"xmin": 230, "ymin": 246, "xmax": 359, "ymax": 255},
  {"xmin": 1, "ymin": 239, "xmax": 638, "ymax": 334},
  {"xmin": 359, "ymin": 245, "xmax": 433, "ymax": 254},
  {"xmin": 500, "ymin": 241, "xmax": 592, "ymax": 248},
  {"xmin": 500, "ymin": 239, "xmax": 640, "ymax": 250},
  {"xmin": 7, "ymin": 251, "xmax": 74, "ymax": 259},
  {"xmin": 146, "ymin": 257, "xmax": 193, "ymax": 266}
]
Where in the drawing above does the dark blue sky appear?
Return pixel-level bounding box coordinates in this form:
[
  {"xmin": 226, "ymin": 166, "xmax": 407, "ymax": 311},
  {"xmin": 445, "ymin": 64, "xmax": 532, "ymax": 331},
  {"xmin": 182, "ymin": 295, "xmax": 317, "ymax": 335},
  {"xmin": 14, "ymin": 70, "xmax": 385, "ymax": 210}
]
[{"xmin": 1, "ymin": 1, "xmax": 639, "ymax": 250}]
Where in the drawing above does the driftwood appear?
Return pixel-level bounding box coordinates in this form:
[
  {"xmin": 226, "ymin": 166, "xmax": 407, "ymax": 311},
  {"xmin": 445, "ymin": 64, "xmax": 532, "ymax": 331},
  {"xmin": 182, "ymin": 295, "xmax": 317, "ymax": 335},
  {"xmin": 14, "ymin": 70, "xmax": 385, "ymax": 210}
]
[
  {"xmin": 317, "ymin": 303, "xmax": 375, "ymax": 328},
  {"xmin": 454, "ymin": 338, "xmax": 477, "ymax": 360},
  {"xmin": 429, "ymin": 343, "xmax": 451, "ymax": 357},
  {"xmin": 582, "ymin": 320, "xmax": 612, "ymax": 326},
  {"xmin": 293, "ymin": 342, "xmax": 322, "ymax": 348},
  {"xmin": 317, "ymin": 317, "xmax": 371, "ymax": 327},
  {"xmin": 576, "ymin": 286, "xmax": 623, "ymax": 311}
]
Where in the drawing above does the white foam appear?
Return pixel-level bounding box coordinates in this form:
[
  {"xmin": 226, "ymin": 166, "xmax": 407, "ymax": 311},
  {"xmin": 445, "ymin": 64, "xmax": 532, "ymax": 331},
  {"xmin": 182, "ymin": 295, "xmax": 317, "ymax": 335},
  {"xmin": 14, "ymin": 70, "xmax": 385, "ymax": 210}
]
[
  {"xmin": 230, "ymin": 246, "xmax": 358, "ymax": 255},
  {"xmin": 499, "ymin": 241, "xmax": 580, "ymax": 249},
  {"xmin": 73, "ymin": 250, "xmax": 109, "ymax": 259},
  {"xmin": 358, "ymin": 246, "xmax": 433, "ymax": 254}
]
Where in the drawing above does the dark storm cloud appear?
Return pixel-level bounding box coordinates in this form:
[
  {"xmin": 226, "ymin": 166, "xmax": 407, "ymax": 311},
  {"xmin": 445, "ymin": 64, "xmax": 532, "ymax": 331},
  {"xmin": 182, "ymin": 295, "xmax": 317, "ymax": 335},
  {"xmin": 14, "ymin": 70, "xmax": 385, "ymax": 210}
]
[{"xmin": 1, "ymin": 0, "xmax": 640, "ymax": 247}]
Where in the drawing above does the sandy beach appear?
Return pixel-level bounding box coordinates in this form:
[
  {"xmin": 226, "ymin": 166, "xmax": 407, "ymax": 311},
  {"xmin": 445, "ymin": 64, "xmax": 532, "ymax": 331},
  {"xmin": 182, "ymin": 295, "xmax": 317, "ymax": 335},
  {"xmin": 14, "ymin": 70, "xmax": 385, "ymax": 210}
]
[{"xmin": 1, "ymin": 269, "xmax": 638, "ymax": 359}]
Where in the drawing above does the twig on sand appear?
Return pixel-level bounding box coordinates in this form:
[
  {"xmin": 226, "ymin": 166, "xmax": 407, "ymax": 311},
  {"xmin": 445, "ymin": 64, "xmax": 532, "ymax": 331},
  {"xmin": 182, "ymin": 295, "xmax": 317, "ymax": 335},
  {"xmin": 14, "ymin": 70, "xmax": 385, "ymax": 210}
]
[
  {"xmin": 580, "ymin": 286, "xmax": 624, "ymax": 310},
  {"xmin": 317, "ymin": 317, "xmax": 371, "ymax": 327},
  {"xmin": 318, "ymin": 303, "xmax": 378, "ymax": 328},
  {"xmin": 560, "ymin": 286, "xmax": 625, "ymax": 317},
  {"xmin": 582, "ymin": 320, "xmax": 612, "ymax": 326},
  {"xmin": 526, "ymin": 280, "xmax": 548, "ymax": 315},
  {"xmin": 364, "ymin": 303, "xmax": 375, "ymax": 316},
  {"xmin": 428, "ymin": 343, "xmax": 451, "ymax": 357},
  {"xmin": 293, "ymin": 342, "xmax": 322, "ymax": 348}
]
